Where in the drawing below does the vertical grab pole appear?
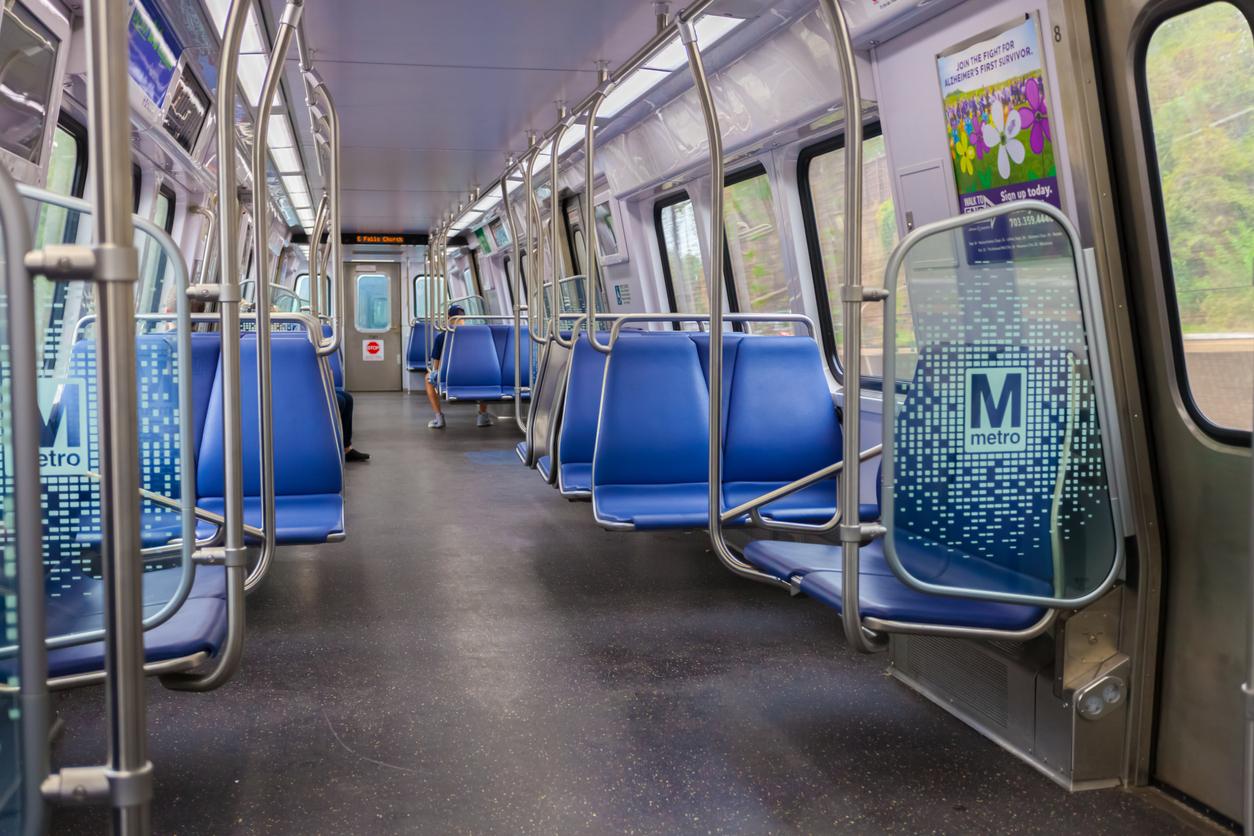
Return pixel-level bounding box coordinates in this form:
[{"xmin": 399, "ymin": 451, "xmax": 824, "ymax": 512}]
[
  {"xmin": 583, "ymin": 63, "xmax": 610, "ymax": 349},
  {"xmin": 84, "ymin": 0, "xmax": 150, "ymax": 828},
  {"xmin": 2, "ymin": 159, "xmax": 49, "ymax": 832},
  {"xmin": 162, "ymin": 0, "xmax": 252, "ymax": 692},
  {"xmin": 309, "ymin": 193, "xmax": 328, "ymax": 321},
  {"xmin": 501, "ymin": 159, "xmax": 529, "ymax": 434},
  {"xmin": 817, "ymin": 0, "xmax": 887, "ymax": 653},
  {"xmin": 682, "ymin": 15, "xmax": 784, "ymax": 589},
  {"xmin": 550, "ymin": 108, "xmax": 571, "ymax": 346},
  {"xmin": 245, "ymin": 0, "xmax": 304, "ymax": 592}
]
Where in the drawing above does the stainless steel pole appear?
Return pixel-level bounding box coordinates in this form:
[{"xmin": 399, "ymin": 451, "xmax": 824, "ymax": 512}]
[
  {"xmin": 583, "ymin": 64, "xmax": 609, "ymax": 349},
  {"xmin": 817, "ymin": 0, "xmax": 886, "ymax": 653},
  {"xmin": 84, "ymin": 0, "xmax": 149, "ymax": 829},
  {"xmin": 245, "ymin": 0, "xmax": 304, "ymax": 593}
]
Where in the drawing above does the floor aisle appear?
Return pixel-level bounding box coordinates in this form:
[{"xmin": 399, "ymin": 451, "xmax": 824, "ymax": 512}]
[{"xmin": 50, "ymin": 394, "xmax": 1213, "ymax": 834}]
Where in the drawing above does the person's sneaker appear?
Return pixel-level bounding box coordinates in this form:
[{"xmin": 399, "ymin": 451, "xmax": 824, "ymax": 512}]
[
  {"xmin": 345, "ymin": 448, "xmax": 371, "ymax": 463},
  {"xmin": 428, "ymin": 414, "xmax": 446, "ymax": 429},
  {"xmin": 476, "ymin": 412, "xmax": 494, "ymax": 428}
]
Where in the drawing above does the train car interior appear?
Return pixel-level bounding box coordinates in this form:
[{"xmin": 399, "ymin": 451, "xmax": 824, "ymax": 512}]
[{"xmin": 0, "ymin": 0, "xmax": 1250, "ymax": 832}]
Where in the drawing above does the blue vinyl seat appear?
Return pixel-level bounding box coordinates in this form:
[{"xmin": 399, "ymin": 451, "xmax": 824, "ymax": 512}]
[
  {"xmin": 491, "ymin": 324, "xmax": 533, "ymax": 399},
  {"xmin": 592, "ymin": 333, "xmax": 735, "ymax": 529},
  {"xmin": 556, "ymin": 333, "xmax": 611, "ymax": 497},
  {"xmin": 406, "ymin": 321, "xmax": 430, "ymax": 372},
  {"xmin": 15, "ymin": 566, "xmax": 229, "ymax": 680},
  {"xmin": 322, "ymin": 324, "xmax": 344, "ymax": 389},
  {"xmin": 743, "ymin": 343, "xmax": 1074, "ymax": 631},
  {"xmin": 721, "ymin": 334, "xmax": 876, "ymax": 524},
  {"xmin": 198, "ymin": 332, "xmax": 345, "ymax": 544}
]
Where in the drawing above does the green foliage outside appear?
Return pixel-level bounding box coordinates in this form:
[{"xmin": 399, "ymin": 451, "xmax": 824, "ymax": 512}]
[{"xmin": 1146, "ymin": 4, "xmax": 1254, "ymax": 335}]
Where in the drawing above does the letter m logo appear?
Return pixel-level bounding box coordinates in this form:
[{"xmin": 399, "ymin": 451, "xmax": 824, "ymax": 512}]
[
  {"xmin": 963, "ymin": 367, "xmax": 1027, "ymax": 453},
  {"xmin": 37, "ymin": 377, "xmax": 89, "ymax": 475}
]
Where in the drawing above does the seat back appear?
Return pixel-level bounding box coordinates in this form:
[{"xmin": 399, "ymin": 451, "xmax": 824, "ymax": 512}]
[
  {"xmin": 406, "ymin": 321, "xmax": 430, "ymax": 371},
  {"xmin": 445, "ymin": 325, "xmax": 503, "ymax": 391},
  {"xmin": 198, "ymin": 333, "xmax": 343, "ymax": 500},
  {"xmin": 491, "ymin": 324, "xmax": 534, "ymax": 388},
  {"xmin": 528, "ymin": 339, "xmax": 572, "ymax": 469},
  {"xmin": 593, "ymin": 333, "xmax": 709, "ymax": 488},
  {"xmin": 556, "ymin": 333, "xmax": 610, "ymax": 471},
  {"xmin": 189, "ymin": 333, "xmax": 222, "ymax": 455},
  {"xmin": 893, "ymin": 343, "xmax": 1073, "ymax": 586},
  {"xmin": 723, "ymin": 336, "xmax": 841, "ymax": 483},
  {"xmin": 321, "ymin": 324, "xmax": 344, "ymax": 389},
  {"xmin": 689, "ymin": 332, "xmax": 744, "ymax": 439}
]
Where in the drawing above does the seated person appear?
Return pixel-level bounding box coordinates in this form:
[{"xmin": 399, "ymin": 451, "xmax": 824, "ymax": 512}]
[
  {"xmin": 425, "ymin": 304, "xmax": 493, "ymax": 430},
  {"xmin": 336, "ymin": 387, "xmax": 370, "ymax": 462}
]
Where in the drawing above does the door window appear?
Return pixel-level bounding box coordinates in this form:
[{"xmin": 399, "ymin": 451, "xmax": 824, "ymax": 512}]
[
  {"xmin": 1143, "ymin": 2, "xmax": 1253, "ymax": 437},
  {"xmin": 355, "ymin": 273, "xmax": 392, "ymax": 332}
]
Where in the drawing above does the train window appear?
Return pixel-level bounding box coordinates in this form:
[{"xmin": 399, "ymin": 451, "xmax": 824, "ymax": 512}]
[
  {"xmin": 655, "ymin": 192, "xmax": 709, "ymax": 324},
  {"xmin": 0, "ymin": 2, "xmax": 59, "ymax": 164},
  {"xmin": 355, "ymin": 273, "xmax": 392, "ymax": 332},
  {"xmin": 799, "ymin": 128, "xmax": 902, "ymax": 380},
  {"xmin": 412, "ymin": 274, "xmax": 428, "ymax": 318},
  {"xmin": 1142, "ymin": 2, "xmax": 1253, "ymax": 439},
  {"xmin": 33, "ymin": 122, "xmax": 87, "ymax": 370},
  {"xmin": 724, "ymin": 166, "xmax": 791, "ymax": 335},
  {"xmin": 137, "ymin": 186, "xmax": 174, "ymax": 313}
]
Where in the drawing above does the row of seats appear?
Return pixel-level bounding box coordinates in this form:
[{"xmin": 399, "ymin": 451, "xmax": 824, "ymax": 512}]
[
  {"xmin": 29, "ymin": 325, "xmax": 346, "ymax": 680},
  {"xmin": 500, "ymin": 324, "xmax": 1075, "ymax": 634}
]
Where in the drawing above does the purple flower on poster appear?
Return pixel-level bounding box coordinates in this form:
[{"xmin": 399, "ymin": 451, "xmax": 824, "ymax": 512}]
[{"xmin": 1018, "ymin": 77, "xmax": 1051, "ymax": 155}]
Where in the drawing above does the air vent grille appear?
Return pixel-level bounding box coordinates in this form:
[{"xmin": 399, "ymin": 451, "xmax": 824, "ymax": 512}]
[{"xmin": 902, "ymin": 637, "xmax": 1010, "ymax": 730}]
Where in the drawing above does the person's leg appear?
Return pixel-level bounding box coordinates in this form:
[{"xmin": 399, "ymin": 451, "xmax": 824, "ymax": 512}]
[
  {"xmin": 425, "ymin": 372, "xmax": 445, "ymax": 428},
  {"xmin": 476, "ymin": 401, "xmax": 493, "ymax": 427},
  {"xmin": 338, "ymin": 389, "xmax": 369, "ymax": 461}
]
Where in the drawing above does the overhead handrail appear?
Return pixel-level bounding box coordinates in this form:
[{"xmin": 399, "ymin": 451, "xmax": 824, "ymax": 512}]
[{"xmin": 0, "ymin": 134, "xmax": 50, "ymax": 835}]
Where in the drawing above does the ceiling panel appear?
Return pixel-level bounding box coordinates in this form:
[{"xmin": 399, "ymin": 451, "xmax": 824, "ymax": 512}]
[{"xmin": 274, "ymin": 0, "xmax": 660, "ymax": 232}]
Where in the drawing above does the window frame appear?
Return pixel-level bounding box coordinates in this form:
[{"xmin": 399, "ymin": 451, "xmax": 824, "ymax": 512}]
[
  {"xmin": 354, "ymin": 272, "xmax": 393, "ymax": 333},
  {"xmin": 653, "ymin": 173, "xmax": 759, "ymax": 331},
  {"xmin": 797, "ymin": 122, "xmax": 888, "ymax": 386},
  {"xmin": 1134, "ymin": 0, "xmax": 1253, "ymax": 447},
  {"xmin": 57, "ymin": 114, "xmax": 88, "ymax": 198}
]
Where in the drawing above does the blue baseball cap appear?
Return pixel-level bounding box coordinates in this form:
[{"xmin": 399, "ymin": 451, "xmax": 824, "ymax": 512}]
[{"xmin": 448, "ymin": 304, "xmax": 465, "ymax": 317}]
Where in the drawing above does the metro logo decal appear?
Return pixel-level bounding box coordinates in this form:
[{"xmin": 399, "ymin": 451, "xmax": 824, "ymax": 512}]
[
  {"xmin": 38, "ymin": 377, "xmax": 89, "ymax": 474},
  {"xmin": 964, "ymin": 367, "xmax": 1027, "ymax": 453}
]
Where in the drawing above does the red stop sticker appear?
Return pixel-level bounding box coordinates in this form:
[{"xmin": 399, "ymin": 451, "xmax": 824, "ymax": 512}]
[{"xmin": 362, "ymin": 339, "xmax": 384, "ymax": 361}]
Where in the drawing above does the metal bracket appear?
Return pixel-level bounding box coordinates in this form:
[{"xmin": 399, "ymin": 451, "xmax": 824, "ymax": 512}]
[
  {"xmin": 42, "ymin": 761, "xmax": 153, "ymax": 807},
  {"xmin": 193, "ymin": 548, "xmax": 226, "ymax": 565},
  {"xmin": 25, "ymin": 243, "xmax": 138, "ymax": 283},
  {"xmin": 839, "ymin": 284, "xmax": 887, "ymax": 303},
  {"xmin": 222, "ymin": 545, "xmax": 248, "ymax": 568},
  {"xmin": 187, "ymin": 283, "xmax": 241, "ymax": 303}
]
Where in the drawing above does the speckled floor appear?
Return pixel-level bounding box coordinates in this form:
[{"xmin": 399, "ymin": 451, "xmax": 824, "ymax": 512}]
[{"xmin": 49, "ymin": 394, "xmax": 1216, "ymax": 834}]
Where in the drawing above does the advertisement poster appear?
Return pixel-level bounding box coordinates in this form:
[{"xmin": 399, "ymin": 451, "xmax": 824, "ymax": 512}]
[{"xmin": 937, "ymin": 14, "xmax": 1065, "ymax": 261}]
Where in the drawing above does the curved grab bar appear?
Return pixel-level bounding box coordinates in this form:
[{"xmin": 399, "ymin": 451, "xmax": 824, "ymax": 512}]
[
  {"xmin": 673, "ymin": 16, "xmax": 785, "ymax": 592},
  {"xmin": 162, "ymin": 0, "xmax": 256, "ymax": 691},
  {"xmin": 242, "ymin": 0, "xmax": 304, "ymax": 596},
  {"xmin": 583, "ymin": 67, "xmax": 612, "ymax": 353}
]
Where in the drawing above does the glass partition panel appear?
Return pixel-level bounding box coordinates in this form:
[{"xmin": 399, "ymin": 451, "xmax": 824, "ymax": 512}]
[
  {"xmin": 883, "ymin": 205, "xmax": 1120, "ymax": 605},
  {"xmin": 0, "ymin": 210, "xmax": 29, "ymax": 830},
  {"xmin": 354, "ymin": 273, "xmax": 391, "ymax": 332},
  {"xmin": 11, "ymin": 194, "xmax": 194, "ymax": 652}
]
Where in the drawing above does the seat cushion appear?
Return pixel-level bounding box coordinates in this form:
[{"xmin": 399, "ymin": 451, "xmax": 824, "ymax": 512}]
[
  {"xmin": 723, "ymin": 481, "xmax": 879, "ymax": 526},
  {"xmin": 198, "ymin": 494, "xmax": 344, "ymax": 545},
  {"xmin": 744, "ymin": 539, "xmax": 1048, "ymax": 631},
  {"xmin": 446, "ymin": 385, "xmax": 505, "ymax": 400},
  {"xmin": 593, "ymin": 483, "xmax": 744, "ymax": 530},
  {"xmin": 515, "ymin": 441, "xmax": 530, "ymax": 463},
  {"xmin": 29, "ymin": 566, "xmax": 228, "ymax": 679},
  {"xmin": 559, "ymin": 462, "xmax": 593, "ymax": 495},
  {"xmin": 536, "ymin": 456, "xmax": 552, "ymax": 482}
]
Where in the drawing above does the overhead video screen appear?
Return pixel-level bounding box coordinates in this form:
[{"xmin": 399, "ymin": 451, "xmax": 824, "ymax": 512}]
[
  {"xmin": 128, "ymin": 0, "xmax": 184, "ymax": 108},
  {"xmin": 162, "ymin": 66, "xmax": 210, "ymax": 153}
]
